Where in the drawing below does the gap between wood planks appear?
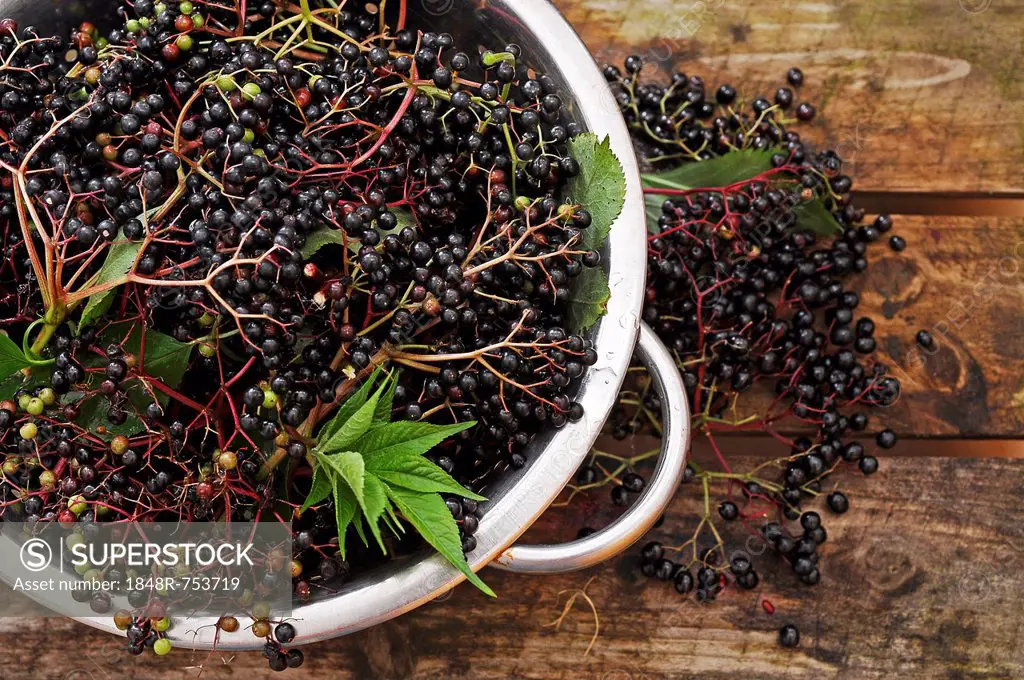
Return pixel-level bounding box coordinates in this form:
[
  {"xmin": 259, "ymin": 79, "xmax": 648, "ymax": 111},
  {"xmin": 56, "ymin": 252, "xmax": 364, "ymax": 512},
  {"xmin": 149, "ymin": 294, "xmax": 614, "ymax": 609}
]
[
  {"xmin": 691, "ymin": 436, "xmax": 1024, "ymax": 458},
  {"xmin": 610, "ymin": 435, "xmax": 1024, "ymax": 461},
  {"xmin": 854, "ymin": 190, "xmax": 1024, "ymax": 217}
]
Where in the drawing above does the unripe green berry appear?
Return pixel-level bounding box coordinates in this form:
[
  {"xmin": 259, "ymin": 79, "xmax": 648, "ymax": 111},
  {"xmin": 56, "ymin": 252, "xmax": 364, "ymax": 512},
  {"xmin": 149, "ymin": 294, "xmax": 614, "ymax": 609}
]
[
  {"xmin": 25, "ymin": 398, "xmax": 44, "ymax": 415},
  {"xmin": 217, "ymin": 450, "xmax": 238, "ymax": 470},
  {"xmin": 39, "ymin": 470, "xmax": 56, "ymax": 490},
  {"xmin": 68, "ymin": 494, "xmax": 87, "ymax": 514}
]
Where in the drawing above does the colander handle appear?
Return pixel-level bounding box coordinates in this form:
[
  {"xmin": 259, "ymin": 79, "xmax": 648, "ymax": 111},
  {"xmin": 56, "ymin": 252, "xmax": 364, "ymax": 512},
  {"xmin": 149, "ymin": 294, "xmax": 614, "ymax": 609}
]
[{"xmin": 491, "ymin": 323, "xmax": 690, "ymax": 574}]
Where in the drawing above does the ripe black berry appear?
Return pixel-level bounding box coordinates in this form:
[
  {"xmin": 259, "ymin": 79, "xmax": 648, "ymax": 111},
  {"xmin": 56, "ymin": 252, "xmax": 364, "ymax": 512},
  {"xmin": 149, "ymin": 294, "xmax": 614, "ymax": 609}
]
[
  {"xmin": 826, "ymin": 491, "xmax": 849, "ymax": 514},
  {"xmin": 718, "ymin": 501, "xmax": 739, "ymax": 521},
  {"xmin": 779, "ymin": 624, "xmax": 800, "ymax": 648}
]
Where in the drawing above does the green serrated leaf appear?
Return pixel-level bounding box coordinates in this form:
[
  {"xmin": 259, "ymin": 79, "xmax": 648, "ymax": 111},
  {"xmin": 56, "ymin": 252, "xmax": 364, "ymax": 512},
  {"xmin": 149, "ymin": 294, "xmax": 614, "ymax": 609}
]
[
  {"xmin": 332, "ymin": 481, "xmax": 358, "ymax": 559},
  {"xmin": 382, "ymin": 501, "xmax": 404, "ymax": 535},
  {"xmin": 370, "ymin": 462, "xmax": 485, "ymax": 499},
  {"xmin": 67, "ymin": 391, "xmax": 146, "ymax": 439},
  {"xmin": 372, "ymin": 372, "xmax": 398, "ymax": 424},
  {"xmin": 301, "ymin": 227, "xmax": 345, "ymax": 258},
  {"xmin": 793, "ymin": 199, "xmax": 845, "ymax": 237},
  {"xmin": 78, "ymin": 231, "xmax": 143, "ymax": 330},
  {"xmin": 644, "ymin": 193, "xmax": 665, "ymax": 235},
  {"xmin": 320, "ymin": 450, "xmax": 366, "ymax": 505},
  {"xmin": 351, "ymin": 510, "xmax": 369, "ymax": 547},
  {"xmin": 562, "ymin": 133, "xmax": 623, "ymax": 334},
  {"xmin": 319, "ymin": 380, "xmax": 386, "ymax": 452},
  {"xmin": 300, "ymin": 464, "xmax": 333, "ymax": 513},
  {"xmin": 102, "ymin": 324, "xmax": 194, "ymax": 394},
  {"xmin": 362, "ymin": 426, "xmax": 485, "ymax": 499},
  {"xmin": 566, "ymin": 133, "xmax": 626, "ymax": 252},
  {"xmin": 566, "ymin": 266, "xmax": 611, "ymax": 334},
  {"xmin": 0, "ymin": 332, "xmax": 30, "ymax": 382},
  {"xmin": 362, "ymin": 473, "xmax": 389, "ymax": 551},
  {"xmin": 320, "ymin": 367, "xmax": 383, "ymax": 443},
  {"xmin": 0, "ymin": 374, "xmax": 29, "ymax": 400},
  {"xmin": 642, "ymin": 148, "xmax": 777, "ymax": 192},
  {"xmin": 78, "ymin": 292, "xmax": 115, "ymax": 333},
  {"xmin": 383, "ymin": 483, "xmax": 494, "ymax": 597},
  {"xmin": 357, "ymin": 420, "xmax": 477, "ymax": 468}
]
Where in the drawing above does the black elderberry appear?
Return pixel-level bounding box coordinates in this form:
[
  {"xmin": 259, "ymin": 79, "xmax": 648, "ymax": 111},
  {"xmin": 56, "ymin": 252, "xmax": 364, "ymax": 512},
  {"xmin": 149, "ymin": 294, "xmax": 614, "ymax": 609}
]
[
  {"xmin": 826, "ymin": 491, "xmax": 849, "ymax": 514},
  {"xmin": 622, "ymin": 472, "xmax": 645, "ymax": 493},
  {"xmin": 718, "ymin": 501, "xmax": 739, "ymax": 521},
  {"xmin": 779, "ymin": 624, "xmax": 800, "ymax": 648},
  {"xmin": 611, "ymin": 486, "xmax": 630, "ymax": 506},
  {"xmin": 674, "ymin": 569, "xmax": 694, "ymax": 594}
]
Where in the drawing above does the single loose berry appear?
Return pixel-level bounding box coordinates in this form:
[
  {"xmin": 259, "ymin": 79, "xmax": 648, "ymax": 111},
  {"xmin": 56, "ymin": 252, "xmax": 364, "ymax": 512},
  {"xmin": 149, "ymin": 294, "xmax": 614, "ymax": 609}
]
[{"xmin": 779, "ymin": 624, "xmax": 800, "ymax": 648}]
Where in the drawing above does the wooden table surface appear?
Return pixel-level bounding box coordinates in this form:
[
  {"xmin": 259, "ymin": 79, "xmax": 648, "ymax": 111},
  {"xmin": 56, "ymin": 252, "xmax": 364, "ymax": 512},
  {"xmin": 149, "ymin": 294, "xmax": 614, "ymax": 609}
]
[{"xmin": 6, "ymin": 1, "xmax": 1024, "ymax": 678}]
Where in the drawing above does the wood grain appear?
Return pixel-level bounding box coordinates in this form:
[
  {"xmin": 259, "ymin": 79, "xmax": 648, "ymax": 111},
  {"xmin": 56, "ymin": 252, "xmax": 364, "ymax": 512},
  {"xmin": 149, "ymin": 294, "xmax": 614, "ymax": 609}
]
[
  {"xmin": 4, "ymin": 456, "xmax": 1023, "ymax": 680},
  {"xmin": 556, "ymin": 0, "xmax": 1024, "ymax": 193},
  {"xmin": 723, "ymin": 215, "xmax": 1024, "ymax": 438}
]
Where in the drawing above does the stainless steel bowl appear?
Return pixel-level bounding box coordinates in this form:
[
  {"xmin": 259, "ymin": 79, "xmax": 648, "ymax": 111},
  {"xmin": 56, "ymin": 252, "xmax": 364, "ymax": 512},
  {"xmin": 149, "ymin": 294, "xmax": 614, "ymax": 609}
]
[{"xmin": 0, "ymin": 0, "xmax": 688, "ymax": 648}]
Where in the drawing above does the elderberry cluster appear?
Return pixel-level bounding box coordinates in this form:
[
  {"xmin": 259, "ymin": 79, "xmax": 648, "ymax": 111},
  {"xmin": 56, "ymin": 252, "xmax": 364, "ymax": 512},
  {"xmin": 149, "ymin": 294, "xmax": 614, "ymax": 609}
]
[
  {"xmin": 1, "ymin": 1, "xmax": 607, "ymax": 656},
  {"xmin": 570, "ymin": 57, "xmax": 906, "ymax": 612}
]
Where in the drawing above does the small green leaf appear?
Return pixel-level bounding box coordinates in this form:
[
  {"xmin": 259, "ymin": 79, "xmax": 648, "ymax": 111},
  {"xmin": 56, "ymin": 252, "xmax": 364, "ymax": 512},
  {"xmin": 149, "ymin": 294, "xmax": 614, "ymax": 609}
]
[
  {"xmin": 382, "ymin": 501, "xmax": 404, "ymax": 535},
  {"xmin": 301, "ymin": 464, "xmax": 333, "ymax": 513},
  {"xmin": 78, "ymin": 231, "xmax": 143, "ymax": 330},
  {"xmin": 566, "ymin": 266, "xmax": 611, "ymax": 334},
  {"xmin": 361, "ymin": 473, "xmax": 390, "ymax": 551},
  {"xmin": 78, "ymin": 292, "xmax": 115, "ymax": 332},
  {"xmin": 320, "ymin": 367, "xmax": 383, "ymax": 443},
  {"xmin": 0, "ymin": 332, "xmax": 30, "ymax": 381},
  {"xmin": 350, "ymin": 510, "xmax": 369, "ymax": 547},
  {"xmin": 644, "ymin": 193, "xmax": 665, "ymax": 235},
  {"xmin": 0, "ymin": 374, "xmax": 30, "ymax": 400},
  {"xmin": 356, "ymin": 420, "xmax": 477, "ymax": 465},
  {"xmin": 346, "ymin": 207, "xmax": 417, "ymax": 254},
  {"xmin": 68, "ymin": 391, "xmax": 146, "ymax": 438},
  {"xmin": 372, "ymin": 372, "xmax": 398, "ymax": 424},
  {"xmin": 642, "ymin": 148, "xmax": 777, "ymax": 192},
  {"xmin": 320, "ymin": 450, "xmax": 366, "ymax": 505},
  {"xmin": 103, "ymin": 325, "xmax": 194, "ymax": 393},
  {"xmin": 319, "ymin": 381, "xmax": 385, "ymax": 452},
  {"xmin": 301, "ymin": 227, "xmax": 345, "ymax": 258},
  {"xmin": 793, "ymin": 199, "xmax": 845, "ymax": 237},
  {"xmin": 332, "ymin": 481, "xmax": 358, "ymax": 559},
  {"xmin": 383, "ymin": 483, "xmax": 494, "ymax": 597},
  {"xmin": 560, "ymin": 133, "xmax": 625, "ymax": 335},
  {"xmin": 565, "ymin": 133, "xmax": 626, "ymax": 251},
  {"xmin": 367, "ymin": 452, "xmax": 486, "ymax": 501}
]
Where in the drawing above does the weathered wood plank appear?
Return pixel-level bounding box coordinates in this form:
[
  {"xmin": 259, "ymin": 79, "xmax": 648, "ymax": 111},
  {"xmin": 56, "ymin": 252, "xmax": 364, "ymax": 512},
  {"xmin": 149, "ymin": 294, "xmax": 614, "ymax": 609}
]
[
  {"xmin": 556, "ymin": 0, "xmax": 1024, "ymax": 192},
  {"xmin": 3, "ymin": 456, "xmax": 1022, "ymax": 679},
  {"xmin": 744, "ymin": 215, "xmax": 1024, "ymax": 438},
  {"xmin": 630, "ymin": 214, "xmax": 1024, "ymax": 438}
]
